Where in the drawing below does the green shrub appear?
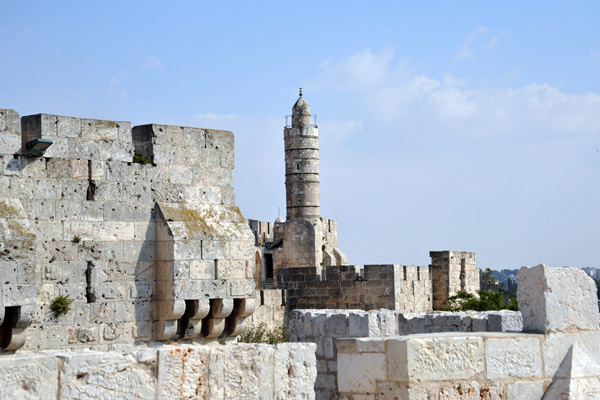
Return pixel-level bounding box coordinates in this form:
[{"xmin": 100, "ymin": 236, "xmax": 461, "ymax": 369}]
[
  {"xmin": 50, "ymin": 295, "xmax": 73, "ymax": 316},
  {"xmin": 446, "ymin": 290, "xmax": 518, "ymax": 312},
  {"xmin": 72, "ymin": 235, "xmax": 82, "ymax": 243},
  {"xmin": 237, "ymin": 323, "xmax": 288, "ymax": 344},
  {"xmin": 132, "ymin": 154, "xmax": 151, "ymax": 165}
]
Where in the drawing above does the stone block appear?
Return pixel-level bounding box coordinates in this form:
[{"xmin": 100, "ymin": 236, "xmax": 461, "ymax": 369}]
[
  {"xmin": 273, "ymin": 343, "xmax": 317, "ymax": 399},
  {"xmin": 387, "ymin": 335, "xmax": 484, "ymax": 382},
  {"xmin": 543, "ymin": 331, "xmax": 600, "ymax": 379},
  {"xmin": 0, "ymin": 353, "xmax": 58, "ymax": 399},
  {"xmin": 487, "ymin": 310, "xmax": 523, "ymax": 332},
  {"xmin": 157, "ymin": 345, "xmax": 210, "ymax": 399},
  {"xmin": 506, "ymin": 381, "xmax": 545, "ymax": 400},
  {"xmin": 485, "ymin": 336, "xmax": 542, "ymax": 379},
  {"xmin": 518, "ymin": 265, "xmax": 600, "ymax": 333},
  {"xmin": 58, "ymin": 351, "xmax": 156, "ymax": 400},
  {"xmin": 338, "ymin": 352, "xmax": 387, "ymax": 394}
]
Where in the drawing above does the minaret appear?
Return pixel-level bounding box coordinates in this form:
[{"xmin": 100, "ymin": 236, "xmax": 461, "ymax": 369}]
[{"xmin": 284, "ymin": 89, "xmax": 320, "ymax": 219}]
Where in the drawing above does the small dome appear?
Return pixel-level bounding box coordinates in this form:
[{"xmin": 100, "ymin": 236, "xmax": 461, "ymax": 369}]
[
  {"xmin": 292, "ymin": 96, "xmax": 310, "ymax": 115},
  {"xmin": 275, "ymin": 216, "xmax": 284, "ymax": 223}
]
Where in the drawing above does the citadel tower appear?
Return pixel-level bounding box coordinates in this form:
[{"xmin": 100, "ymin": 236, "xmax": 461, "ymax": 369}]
[{"xmin": 284, "ymin": 90, "xmax": 319, "ymax": 219}]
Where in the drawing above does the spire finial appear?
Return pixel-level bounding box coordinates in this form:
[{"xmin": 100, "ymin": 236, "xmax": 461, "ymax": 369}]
[
  {"xmin": 299, "ymin": 87, "xmax": 303, "ymax": 97},
  {"xmin": 278, "ymin": 207, "xmax": 281, "ymax": 218}
]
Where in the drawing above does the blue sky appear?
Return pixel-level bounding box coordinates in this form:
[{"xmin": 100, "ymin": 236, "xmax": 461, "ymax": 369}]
[{"xmin": 1, "ymin": 1, "xmax": 599, "ymax": 269}]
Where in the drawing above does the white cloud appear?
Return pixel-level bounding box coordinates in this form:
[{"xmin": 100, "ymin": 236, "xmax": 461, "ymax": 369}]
[
  {"xmin": 309, "ymin": 49, "xmax": 600, "ymax": 138},
  {"xmin": 190, "ymin": 112, "xmax": 238, "ymax": 122},
  {"xmin": 455, "ymin": 27, "xmax": 506, "ymax": 60},
  {"xmin": 484, "ymin": 30, "xmax": 507, "ymax": 51},
  {"xmin": 443, "ymin": 74, "xmax": 468, "ymax": 87},
  {"xmin": 107, "ymin": 70, "xmax": 129, "ymax": 98},
  {"xmin": 143, "ymin": 56, "xmax": 165, "ymax": 70},
  {"xmin": 319, "ymin": 119, "xmax": 363, "ymax": 146},
  {"xmin": 456, "ymin": 26, "xmax": 488, "ymax": 60},
  {"xmin": 497, "ymin": 70, "xmax": 520, "ymax": 85},
  {"xmin": 310, "ymin": 48, "xmax": 396, "ymax": 92}
]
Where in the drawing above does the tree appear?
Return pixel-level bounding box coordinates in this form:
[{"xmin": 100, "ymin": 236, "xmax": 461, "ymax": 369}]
[{"xmin": 446, "ymin": 290, "xmax": 518, "ymax": 312}]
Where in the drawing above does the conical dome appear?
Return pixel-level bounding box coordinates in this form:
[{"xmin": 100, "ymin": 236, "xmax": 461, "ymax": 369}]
[{"xmin": 292, "ymin": 96, "xmax": 310, "ymax": 115}]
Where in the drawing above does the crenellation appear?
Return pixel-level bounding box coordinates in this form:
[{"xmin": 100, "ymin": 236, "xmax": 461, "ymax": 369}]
[{"xmin": 0, "ymin": 109, "xmax": 259, "ymax": 353}]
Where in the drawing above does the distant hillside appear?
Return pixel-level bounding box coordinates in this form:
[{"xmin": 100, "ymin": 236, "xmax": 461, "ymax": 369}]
[{"xmin": 491, "ymin": 269, "xmax": 518, "ymax": 283}]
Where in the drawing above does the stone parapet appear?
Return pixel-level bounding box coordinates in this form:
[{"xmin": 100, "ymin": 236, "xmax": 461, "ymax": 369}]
[
  {"xmin": 278, "ymin": 264, "xmax": 432, "ymax": 312},
  {"xmin": 0, "ymin": 342, "xmax": 317, "ymax": 399},
  {"xmin": 338, "ymin": 265, "xmax": 600, "ymax": 399},
  {"xmin": 289, "ymin": 309, "xmax": 521, "ymax": 400},
  {"xmin": 21, "ymin": 114, "xmax": 133, "ymax": 161},
  {"xmin": 337, "ymin": 330, "xmax": 600, "ymax": 399}
]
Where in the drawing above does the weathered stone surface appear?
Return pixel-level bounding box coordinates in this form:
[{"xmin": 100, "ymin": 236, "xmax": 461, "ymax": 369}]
[
  {"xmin": 543, "ymin": 332, "xmax": 600, "ymax": 380},
  {"xmin": 506, "ymin": 381, "xmax": 544, "ymax": 400},
  {"xmin": 338, "ymin": 352, "xmax": 387, "ymax": 394},
  {"xmin": 158, "ymin": 343, "xmax": 316, "ymax": 400},
  {"xmin": 485, "ymin": 336, "xmax": 542, "ymax": 379},
  {"xmin": 387, "ymin": 335, "xmax": 484, "ymax": 382},
  {"xmin": 0, "ymin": 109, "xmax": 257, "ymax": 351},
  {"xmin": 0, "ymin": 354, "xmax": 58, "ymax": 400},
  {"xmin": 518, "ymin": 264, "xmax": 600, "ymax": 333},
  {"xmin": 58, "ymin": 351, "xmax": 156, "ymax": 399},
  {"xmin": 273, "ymin": 343, "xmax": 318, "ymax": 399}
]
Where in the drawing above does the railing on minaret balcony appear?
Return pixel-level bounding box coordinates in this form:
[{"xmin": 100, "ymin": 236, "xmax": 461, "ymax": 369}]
[{"xmin": 284, "ymin": 114, "xmax": 318, "ymax": 129}]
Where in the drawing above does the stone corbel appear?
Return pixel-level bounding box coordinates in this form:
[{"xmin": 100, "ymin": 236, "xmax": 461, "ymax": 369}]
[
  {"xmin": 180, "ymin": 299, "xmax": 210, "ymax": 339},
  {"xmin": 0, "ymin": 304, "xmax": 35, "ymax": 351},
  {"xmin": 153, "ymin": 300, "xmax": 186, "ymax": 340},
  {"xmin": 225, "ymin": 298, "xmax": 256, "ymax": 337},
  {"xmin": 202, "ymin": 298, "xmax": 234, "ymax": 338}
]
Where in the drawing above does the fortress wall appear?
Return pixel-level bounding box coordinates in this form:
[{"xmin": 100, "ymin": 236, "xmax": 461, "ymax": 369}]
[
  {"xmin": 0, "ymin": 109, "xmax": 256, "ymax": 352},
  {"xmin": 247, "ymin": 219, "xmax": 276, "ymax": 247},
  {"xmin": 431, "ymin": 250, "xmax": 479, "ymax": 310},
  {"xmin": 289, "ymin": 309, "xmax": 521, "ymax": 400},
  {"xmin": 278, "ymin": 264, "xmax": 432, "ymax": 312},
  {"xmin": 0, "ymin": 342, "xmax": 317, "ymax": 399},
  {"xmin": 244, "ymin": 288, "xmax": 287, "ymax": 329}
]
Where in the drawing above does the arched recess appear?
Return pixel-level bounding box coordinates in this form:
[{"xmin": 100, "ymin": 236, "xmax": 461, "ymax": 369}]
[{"xmin": 254, "ymin": 251, "xmax": 263, "ymax": 289}]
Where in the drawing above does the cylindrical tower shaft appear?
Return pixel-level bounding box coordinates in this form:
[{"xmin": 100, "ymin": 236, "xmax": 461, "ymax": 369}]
[{"xmin": 284, "ymin": 95, "xmax": 320, "ymax": 219}]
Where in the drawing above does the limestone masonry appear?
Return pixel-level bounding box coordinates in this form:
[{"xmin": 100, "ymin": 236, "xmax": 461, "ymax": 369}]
[
  {"xmin": 337, "ymin": 266, "xmax": 600, "ymax": 399},
  {"xmin": 1, "ymin": 108, "xmax": 257, "ymax": 351}
]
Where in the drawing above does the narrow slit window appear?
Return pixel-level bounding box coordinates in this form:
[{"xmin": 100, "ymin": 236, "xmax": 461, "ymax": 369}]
[{"xmin": 86, "ymin": 261, "xmax": 96, "ymax": 303}]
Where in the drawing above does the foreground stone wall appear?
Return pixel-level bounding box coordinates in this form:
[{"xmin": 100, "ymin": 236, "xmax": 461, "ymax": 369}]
[
  {"xmin": 0, "ymin": 109, "xmax": 256, "ymax": 351},
  {"xmin": 289, "ymin": 309, "xmax": 521, "ymax": 400},
  {"xmin": 338, "ymin": 265, "xmax": 600, "ymax": 399},
  {"xmin": 0, "ymin": 342, "xmax": 317, "ymax": 399}
]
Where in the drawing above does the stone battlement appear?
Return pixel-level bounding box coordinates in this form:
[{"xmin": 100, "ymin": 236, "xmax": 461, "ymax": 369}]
[
  {"xmin": 277, "ymin": 264, "xmax": 432, "ymax": 312},
  {"xmin": 0, "ymin": 109, "xmax": 255, "ymax": 351}
]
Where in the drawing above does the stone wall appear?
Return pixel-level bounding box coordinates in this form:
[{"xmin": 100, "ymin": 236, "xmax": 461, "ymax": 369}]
[
  {"xmin": 245, "ymin": 289, "xmax": 287, "ymax": 329},
  {"xmin": 431, "ymin": 250, "xmax": 479, "ymax": 310},
  {"xmin": 289, "ymin": 308, "xmax": 522, "ymax": 400},
  {"xmin": 337, "ymin": 265, "xmax": 600, "ymax": 399},
  {"xmin": 278, "ymin": 264, "xmax": 432, "ymax": 312},
  {"xmin": 249, "ymin": 217, "xmax": 346, "ymax": 286},
  {"xmin": 0, "ymin": 342, "xmax": 317, "ymax": 399},
  {"xmin": 0, "ymin": 109, "xmax": 256, "ymax": 351}
]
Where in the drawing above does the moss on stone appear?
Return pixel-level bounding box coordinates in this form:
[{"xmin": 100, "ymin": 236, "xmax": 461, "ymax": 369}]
[
  {"xmin": 0, "ymin": 201, "xmax": 22, "ymax": 218},
  {"xmin": 6, "ymin": 219, "xmax": 36, "ymax": 239}
]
